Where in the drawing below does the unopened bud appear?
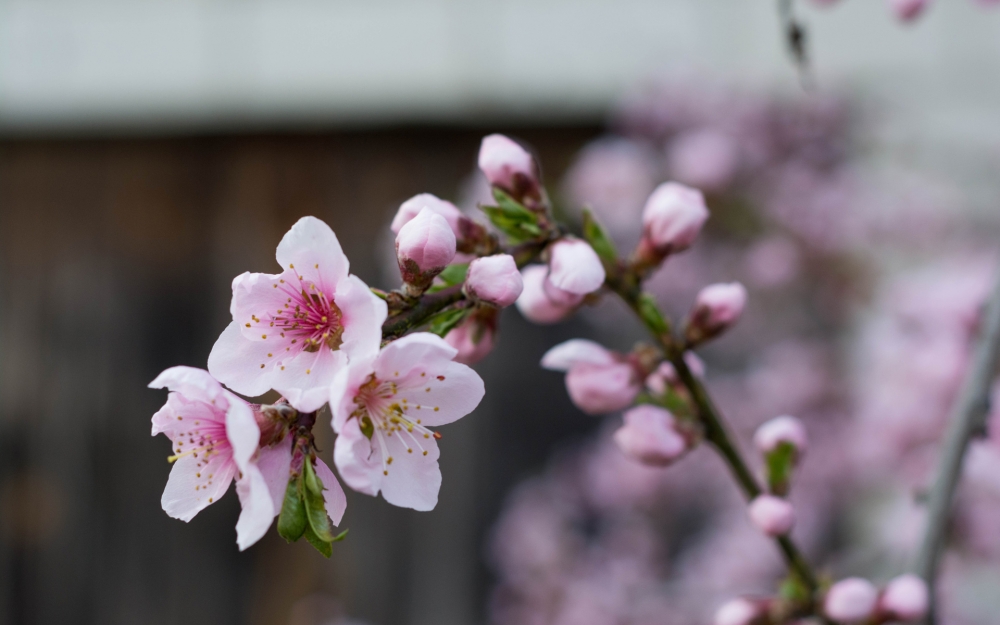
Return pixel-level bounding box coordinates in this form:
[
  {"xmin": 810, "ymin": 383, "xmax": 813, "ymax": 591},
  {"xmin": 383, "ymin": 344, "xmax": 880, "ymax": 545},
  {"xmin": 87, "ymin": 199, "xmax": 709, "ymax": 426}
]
[
  {"xmin": 879, "ymin": 574, "xmax": 929, "ymax": 622},
  {"xmin": 714, "ymin": 598, "xmax": 766, "ymax": 625},
  {"xmin": 465, "ymin": 254, "xmax": 523, "ymax": 308},
  {"xmin": 754, "ymin": 415, "xmax": 808, "ymax": 456},
  {"xmin": 541, "ymin": 339, "xmax": 641, "ymax": 415},
  {"xmin": 614, "ymin": 405, "xmax": 689, "ymax": 466},
  {"xmin": 747, "ymin": 495, "xmax": 796, "ymax": 537},
  {"xmin": 547, "ymin": 237, "xmax": 606, "ymax": 296},
  {"xmin": 824, "ymin": 578, "xmax": 878, "ymax": 623},
  {"xmin": 635, "ymin": 182, "xmax": 709, "ymax": 269},
  {"xmin": 391, "ymin": 193, "xmax": 464, "ymax": 235},
  {"xmin": 889, "ymin": 0, "xmax": 928, "ymax": 22},
  {"xmin": 685, "ymin": 282, "xmax": 747, "ymax": 345},
  {"xmin": 444, "ymin": 309, "xmax": 498, "ymax": 365},
  {"xmin": 645, "ymin": 353, "xmax": 706, "ymax": 395},
  {"xmin": 515, "ymin": 265, "xmax": 575, "ymax": 324},
  {"xmin": 396, "ymin": 207, "xmax": 457, "ymax": 293},
  {"xmin": 478, "ymin": 134, "xmax": 540, "ymax": 202}
]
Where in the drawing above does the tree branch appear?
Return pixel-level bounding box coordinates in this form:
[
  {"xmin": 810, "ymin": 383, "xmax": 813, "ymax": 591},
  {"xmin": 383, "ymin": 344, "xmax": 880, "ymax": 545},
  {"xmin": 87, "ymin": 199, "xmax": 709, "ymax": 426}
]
[{"xmin": 914, "ymin": 265, "xmax": 1000, "ymax": 624}]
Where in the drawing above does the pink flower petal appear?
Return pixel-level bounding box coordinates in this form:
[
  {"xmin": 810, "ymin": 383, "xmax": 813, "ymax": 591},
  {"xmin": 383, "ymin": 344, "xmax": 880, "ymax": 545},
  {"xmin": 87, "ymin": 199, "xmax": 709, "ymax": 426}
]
[
  {"xmin": 378, "ymin": 423, "xmax": 442, "ymax": 511},
  {"xmin": 336, "ymin": 274, "xmax": 388, "ymax": 363},
  {"xmin": 275, "ymin": 216, "xmax": 349, "ymax": 292},
  {"xmin": 541, "ymin": 339, "xmax": 617, "ymax": 371},
  {"xmin": 224, "ymin": 390, "xmax": 262, "ymax": 472},
  {"xmin": 373, "ymin": 332, "xmax": 458, "ymax": 382},
  {"xmin": 235, "ymin": 464, "xmax": 275, "ymax": 550},
  {"xmin": 334, "ymin": 418, "xmax": 382, "ymax": 497},
  {"xmin": 207, "ymin": 321, "xmax": 279, "ymax": 397},
  {"xmin": 161, "ymin": 452, "xmax": 237, "ymax": 522},
  {"xmin": 272, "ymin": 347, "xmax": 346, "ymax": 413},
  {"xmin": 394, "ymin": 360, "xmax": 485, "ymax": 427},
  {"xmin": 314, "ymin": 458, "xmax": 348, "ymax": 526}
]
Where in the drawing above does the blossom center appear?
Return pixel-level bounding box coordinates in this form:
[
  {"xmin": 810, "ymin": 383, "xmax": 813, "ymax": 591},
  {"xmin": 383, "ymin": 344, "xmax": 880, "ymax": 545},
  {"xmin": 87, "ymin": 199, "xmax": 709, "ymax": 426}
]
[
  {"xmin": 352, "ymin": 374, "xmax": 441, "ymax": 475},
  {"xmin": 167, "ymin": 417, "xmax": 231, "ymax": 496},
  {"xmin": 266, "ymin": 275, "xmax": 344, "ymax": 352}
]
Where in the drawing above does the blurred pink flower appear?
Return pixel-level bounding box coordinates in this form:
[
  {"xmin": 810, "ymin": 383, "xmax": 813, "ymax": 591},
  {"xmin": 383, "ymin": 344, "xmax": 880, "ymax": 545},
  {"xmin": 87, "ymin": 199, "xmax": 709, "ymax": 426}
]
[
  {"xmin": 666, "ymin": 128, "xmax": 739, "ymax": 192},
  {"xmin": 614, "ymin": 405, "xmax": 689, "ymax": 466},
  {"xmin": 542, "ymin": 340, "xmax": 642, "ymax": 415}
]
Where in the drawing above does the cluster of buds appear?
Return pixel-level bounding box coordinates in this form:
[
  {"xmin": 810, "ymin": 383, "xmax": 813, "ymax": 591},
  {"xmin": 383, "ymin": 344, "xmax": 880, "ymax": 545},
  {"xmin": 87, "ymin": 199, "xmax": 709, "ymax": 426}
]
[
  {"xmin": 516, "ymin": 237, "xmax": 607, "ymax": 324},
  {"xmin": 744, "ymin": 415, "xmax": 808, "ymax": 538}
]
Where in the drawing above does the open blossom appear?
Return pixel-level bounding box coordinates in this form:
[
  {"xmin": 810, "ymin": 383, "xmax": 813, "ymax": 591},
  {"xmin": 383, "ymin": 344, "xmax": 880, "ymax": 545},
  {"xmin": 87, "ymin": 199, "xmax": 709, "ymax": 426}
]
[
  {"xmin": 747, "ymin": 495, "xmax": 796, "ymax": 537},
  {"xmin": 825, "ymin": 578, "xmax": 878, "ymax": 622},
  {"xmin": 478, "ymin": 134, "xmax": 540, "ymax": 199},
  {"xmin": 541, "ymin": 339, "xmax": 642, "ymax": 415},
  {"xmin": 754, "ymin": 415, "xmax": 808, "ymax": 456},
  {"xmin": 149, "ymin": 366, "xmax": 346, "ymax": 550},
  {"xmin": 547, "ymin": 238, "xmax": 606, "ymax": 295},
  {"xmin": 613, "ymin": 405, "xmax": 689, "ymax": 466},
  {"xmin": 390, "ymin": 193, "xmax": 464, "ymax": 236},
  {"xmin": 465, "ymin": 254, "xmax": 523, "ymax": 308},
  {"xmin": 208, "ymin": 216, "xmax": 386, "ymax": 412},
  {"xmin": 515, "ymin": 265, "xmax": 577, "ymax": 324},
  {"xmin": 879, "ymin": 574, "xmax": 929, "ymax": 621},
  {"xmin": 330, "ymin": 333, "xmax": 485, "ymax": 511}
]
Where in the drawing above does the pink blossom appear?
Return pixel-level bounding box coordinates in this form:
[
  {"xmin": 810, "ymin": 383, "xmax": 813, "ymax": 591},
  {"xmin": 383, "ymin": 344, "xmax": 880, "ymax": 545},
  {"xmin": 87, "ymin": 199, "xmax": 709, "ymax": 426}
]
[
  {"xmin": 666, "ymin": 128, "xmax": 739, "ymax": 192},
  {"xmin": 640, "ymin": 182, "xmax": 709, "ymax": 255},
  {"xmin": 547, "ymin": 238, "xmax": 606, "ymax": 295},
  {"xmin": 465, "ymin": 254, "xmax": 524, "ymax": 308},
  {"xmin": 444, "ymin": 311, "xmax": 497, "ymax": 365},
  {"xmin": 753, "ymin": 415, "xmax": 808, "ymax": 455},
  {"xmin": 613, "ymin": 405, "xmax": 688, "ymax": 466},
  {"xmin": 747, "ymin": 495, "xmax": 796, "ymax": 537},
  {"xmin": 396, "ymin": 207, "xmax": 457, "ymax": 276},
  {"xmin": 208, "ymin": 216, "xmax": 386, "ymax": 412},
  {"xmin": 714, "ymin": 598, "xmax": 762, "ymax": 625},
  {"xmin": 149, "ymin": 366, "xmax": 346, "ymax": 550},
  {"xmin": 478, "ymin": 134, "xmax": 539, "ymax": 197},
  {"xmin": 330, "ymin": 333, "xmax": 485, "ymax": 510},
  {"xmin": 824, "ymin": 578, "xmax": 878, "ymax": 622},
  {"xmin": 515, "ymin": 265, "xmax": 576, "ymax": 324},
  {"xmin": 686, "ymin": 282, "xmax": 747, "ymax": 343},
  {"xmin": 390, "ymin": 193, "xmax": 464, "ymax": 236},
  {"xmin": 541, "ymin": 340, "xmax": 641, "ymax": 415},
  {"xmin": 879, "ymin": 574, "xmax": 928, "ymax": 621},
  {"xmin": 889, "ymin": 0, "xmax": 929, "ymax": 22}
]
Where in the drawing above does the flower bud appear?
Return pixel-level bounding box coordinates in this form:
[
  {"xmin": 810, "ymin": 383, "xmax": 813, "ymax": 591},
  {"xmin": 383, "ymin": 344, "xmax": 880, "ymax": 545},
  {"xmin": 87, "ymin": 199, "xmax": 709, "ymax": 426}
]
[
  {"xmin": 541, "ymin": 339, "xmax": 641, "ymax": 415},
  {"xmin": 824, "ymin": 578, "xmax": 878, "ymax": 623},
  {"xmin": 747, "ymin": 495, "xmax": 796, "ymax": 537},
  {"xmin": 547, "ymin": 238, "xmax": 606, "ymax": 295},
  {"xmin": 614, "ymin": 405, "xmax": 689, "ymax": 466},
  {"xmin": 879, "ymin": 574, "xmax": 929, "ymax": 622},
  {"xmin": 465, "ymin": 254, "xmax": 523, "ymax": 308},
  {"xmin": 444, "ymin": 310, "xmax": 497, "ymax": 365},
  {"xmin": 754, "ymin": 415, "xmax": 808, "ymax": 456},
  {"xmin": 645, "ymin": 353, "xmax": 706, "ymax": 395},
  {"xmin": 637, "ymin": 182, "xmax": 709, "ymax": 262},
  {"xmin": 889, "ymin": 0, "xmax": 928, "ymax": 22},
  {"xmin": 516, "ymin": 265, "xmax": 575, "ymax": 324},
  {"xmin": 396, "ymin": 207, "xmax": 457, "ymax": 292},
  {"xmin": 714, "ymin": 598, "xmax": 765, "ymax": 625},
  {"xmin": 478, "ymin": 134, "xmax": 540, "ymax": 200},
  {"xmin": 685, "ymin": 282, "xmax": 747, "ymax": 345},
  {"xmin": 391, "ymin": 193, "xmax": 464, "ymax": 236}
]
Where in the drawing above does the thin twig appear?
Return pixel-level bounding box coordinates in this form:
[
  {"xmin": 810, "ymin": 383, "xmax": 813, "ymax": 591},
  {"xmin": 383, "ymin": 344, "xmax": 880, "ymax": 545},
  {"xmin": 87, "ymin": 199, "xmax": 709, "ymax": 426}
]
[
  {"xmin": 777, "ymin": 0, "xmax": 813, "ymax": 90},
  {"xmin": 914, "ymin": 265, "xmax": 1000, "ymax": 624}
]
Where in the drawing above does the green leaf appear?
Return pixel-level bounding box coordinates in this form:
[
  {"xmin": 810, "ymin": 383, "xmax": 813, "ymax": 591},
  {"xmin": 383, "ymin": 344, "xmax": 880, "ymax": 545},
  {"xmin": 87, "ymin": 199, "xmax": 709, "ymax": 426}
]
[
  {"xmin": 765, "ymin": 442, "xmax": 796, "ymax": 496},
  {"xmin": 301, "ymin": 459, "xmax": 335, "ymax": 542},
  {"xmin": 636, "ymin": 293, "xmax": 670, "ymax": 337},
  {"xmin": 277, "ymin": 476, "xmax": 307, "ymax": 542},
  {"xmin": 480, "ymin": 189, "xmax": 543, "ymax": 244},
  {"xmin": 303, "ymin": 524, "xmax": 333, "ymax": 558},
  {"xmin": 426, "ymin": 307, "xmax": 470, "ymax": 338},
  {"xmin": 778, "ymin": 573, "xmax": 810, "ymax": 603},
  {"xmin": 437, "ymin": 263, "xmax": 469, "ymax": 286},
  {"xmin": 582, "ymin": 208, "xmax": 618, "ymax": 268}
]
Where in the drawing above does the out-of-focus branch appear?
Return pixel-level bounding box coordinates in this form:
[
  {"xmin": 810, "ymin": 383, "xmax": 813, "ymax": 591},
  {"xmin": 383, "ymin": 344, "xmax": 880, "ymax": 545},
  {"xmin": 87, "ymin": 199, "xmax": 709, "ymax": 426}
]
[
  {"xmin": 915, "ymin": 266, "xmax": 1000, "ymax": 624},
  {"xmin": 777, "ymin": 0, "xmax": 813, "ymax": 89}
]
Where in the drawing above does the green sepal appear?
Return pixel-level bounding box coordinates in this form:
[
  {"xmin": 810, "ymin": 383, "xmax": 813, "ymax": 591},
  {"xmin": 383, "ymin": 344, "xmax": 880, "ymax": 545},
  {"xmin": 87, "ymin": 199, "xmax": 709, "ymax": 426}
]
[
  {"xmin": 636, "ymin": 293, "xmax": 670, "ymax": 337},
  {"xmin": 437, "ymin": 263, "xmax": 469, "ymax": 287},
  {"xmin": 765, "ymin": 442, "xmax": 796, "ymax": 496},
  {"xmin": 302, "ymin": 459, "xmax": 335, "ymax": 543},
  {"xmin": 481, "ymin": 189, "xmax": 542, "ymax": 243},
  {"xmin": 303, "ymin": 524, "xmax": 333, "ymax": 558},
  {"xmin": 277, "ymin": 476, "xmax": 307, "ymax": 542},
  {"xmin": 359, "ymin": 415, "xmax": 375, "ymax": 440},
  {"xmin": 778, "ymin": 573, "xmax": 810, "ymax": 603},
  {"xmin": 426, "ymin": 307, "xmax": 470, "ymax": 338},
  {"xmin": 582, "ymin": 208, "xmax": 618, "ymax": 270}
]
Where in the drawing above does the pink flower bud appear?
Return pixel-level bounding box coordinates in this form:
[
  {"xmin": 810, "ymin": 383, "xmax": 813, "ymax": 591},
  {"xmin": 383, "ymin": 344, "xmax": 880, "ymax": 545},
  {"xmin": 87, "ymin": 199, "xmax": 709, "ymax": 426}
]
[
  {"xmin": 465, "ymin": 254, "xmax": 523, "ymax": 308},
  {"xmin": 889, "ymin": 0, "xmax": 928, "ymax": 22},
  {"xmin": 541, "ymin": 339, "xmax": 641, "ymax": 415},
  {"xmin": 879, "ymin": 574, "xmax": 929, "ymax": 622},
  {"xmin": 396, "ymin": 208, "xmax": 457, "ymax": 287},
  {"xmin": 754, "ymin": 415, "xmax": 808, "ymax": 455},
  {"xmin": 516, "ymin": 265, "xmax": 575, "ymax": 324},
  {"xmin": 547, "ymin": 238, "xmax": 606, "ymax": 295},
  {"xmin": 686, "ymin": 282, "xmax": 747, "ymax": 344},
  {"xmin": 747, "ymin": 495, "xmax": 796, "ymax": 537},
  {"xmin": 714, "ymin": 598, "xmax": 763, "ymax": 625},
  {"xmin": 614, "ymin": 405, "xmax": 688, "ymax": 466},
  {"xmin": 444, "ymin": 312, "xmax": 497, "ymax": 365},
  {"xmin": 478, "ymin": 134, "xmax": 539, "ymax": 197},
  {"xmin": 825, "ymin": 578, "xmax": 879, "ymax": 622},
  {"xmin": 640, "ymin": 181, "xmax": 709, "ymax": 255},
  {"xmin": 645, "ymin": 353, "xmax": 706, "ymax": 395},
  {"xmin": 390, "ymin": 193, "xmax": 464, "ymax": 235}
]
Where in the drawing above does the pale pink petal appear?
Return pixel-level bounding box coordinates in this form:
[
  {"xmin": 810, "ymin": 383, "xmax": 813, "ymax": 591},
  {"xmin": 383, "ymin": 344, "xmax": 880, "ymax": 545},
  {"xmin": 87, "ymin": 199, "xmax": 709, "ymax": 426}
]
[
  {"xmin": 149, "ymin": 365, "xmax": 228, "ymax": 407},
  {"xmin": 229, "ymin": 271, "xmax": 292, "ymax": 343},
  {"xmin": 235, "ymin": 464, "xmax": 275, "ymax": 550},
  {"xmin": 151, "ymin": 392, "xmax": 222, "ymax": 438},
  {"xmin": 336, "ymin": 274, "xmax": 388, "ymax": 363},
  {"xmin": 223, "ymin": 390, "xmax": 260, "ymax": 472},
  {"xmin": 334, "ymin": 418, "xmax": 382, "ymax": 497},
  {"xmin": 391, "ymin": 193, "xmax": 464, "ymax": 235},
  {"xmin": 161, "ymin": 452, "xmax": 237, "ymax": 522},
  {"xmin": 378, "ymin": 426, "xmax": 442, "ymax": 511},
  {"xmin": 614, "ymin": 405, "xmax": 687, "ymax": 465},
  {"xmin": 207, "ymin": 321, "xmax": 277, "ymax": 397},
  {"xmin": 330, "ymin": 355, "xmax": 377, "ymax": 433},
  {"xmin": 255, "ymin": 435, "xmax": 294, "ymax": 510},
  {"xmin": 374, "ymin": 332, "xmax": 458, "ymax": 382},
  {"xmin": 314, "ymin": 458, "xmax": 348, "ymax": 526},
  {"xmin": 394, "ymin": 360, "xmax": 485, "ymax": 427},
  {"xmin": 547, "ymin": 238, "xmax": 606, "ymax": 295},
  {"xmin": 515, "ymin": 265, "xmax": 574, "ymax": 324},
  {"xmin": 540, "ymin": 339, "xmax": 617, "ymax": 371},
  {"xmin": 275, "ymin": 216, "xmax": 349, "ymax": 292},
  {"xmin": 565, "ymin": 363, "xmax": 640, "ymax": 414},
  {"xmin": 272, "ymin": 347, "xmax": 346, "ymax": 413}
]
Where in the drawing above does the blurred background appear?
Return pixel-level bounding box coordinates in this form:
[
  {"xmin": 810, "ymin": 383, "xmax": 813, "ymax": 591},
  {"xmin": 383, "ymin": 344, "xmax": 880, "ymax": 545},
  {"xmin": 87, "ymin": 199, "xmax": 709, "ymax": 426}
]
[{"xmin": 3, "ymin": 2, "xmax": 1000, "ymax": 625}]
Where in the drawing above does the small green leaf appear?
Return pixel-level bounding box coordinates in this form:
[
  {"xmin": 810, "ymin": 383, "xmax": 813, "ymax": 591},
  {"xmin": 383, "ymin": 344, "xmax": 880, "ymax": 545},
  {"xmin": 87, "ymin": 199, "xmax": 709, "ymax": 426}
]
[
  {"xmin": 765, "ymin": 442, "xmax": 796, "ymax": 496},
  {"xmin": 303, "ymin": 524, "xmax": 333, "ymax": 558},
  {"xmin": 332, "ymin": 528, "xmax": 349, "ymax": 542},
  {"xmin": 277, "ymin": 477, "xmax": 307, "ymax": 542},
  {"xmin": 359, "ymin": 415, "xmax": 374, "ymax": 440},
  {"xmin": 437, "ymin": 263, "xmax": 469, "ymax": 286},
  {"xmin": 480, "ymin": 189, "xmax": 543, "ymax": 244},
  {"xmin": 302, "ymin": 459, "xmax": 335, "ymax": 542},
  {"xmin": 426, "ymin": 307, "xmax": 470, "ymax": 338},
  {"xmin": 582, "ymin": 209, "xmax": 618, "ymax": 269},
  {"xmin": 778, "ymin": 573, "xmax": 810, "ymax": 603},
  {"xmin": 636, "ymin": 293, "xmax": 670, "ymax": 337}
]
